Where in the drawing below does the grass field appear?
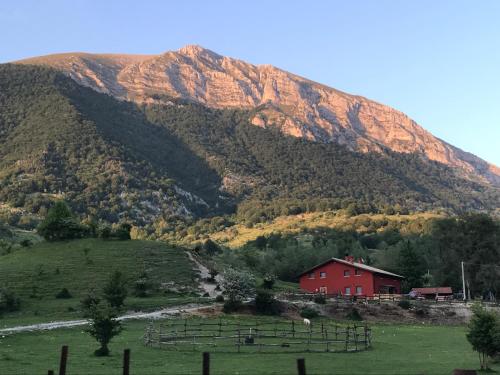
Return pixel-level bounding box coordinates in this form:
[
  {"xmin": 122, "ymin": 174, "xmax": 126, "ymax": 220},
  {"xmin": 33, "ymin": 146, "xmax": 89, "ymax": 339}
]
[
  {"xmin": 0, "ymin": 239, "xmax": 199, "ymax": 327},
  {"xmin": 0, "ymin": 316, "xmax": 495, "ymax": 375}
]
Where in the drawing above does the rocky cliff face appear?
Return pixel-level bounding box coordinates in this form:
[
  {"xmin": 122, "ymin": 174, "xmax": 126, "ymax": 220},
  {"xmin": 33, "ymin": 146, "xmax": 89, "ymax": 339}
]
[{"xmin": 17, "ymin": 45, "xmax": 500, "ymax": 186}]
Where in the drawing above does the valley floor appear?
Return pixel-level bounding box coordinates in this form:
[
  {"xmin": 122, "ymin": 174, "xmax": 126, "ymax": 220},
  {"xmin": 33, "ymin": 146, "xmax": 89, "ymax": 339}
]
[{"xmin": 1, "ymin": 316, "xmax": 496, "ymax": 375}]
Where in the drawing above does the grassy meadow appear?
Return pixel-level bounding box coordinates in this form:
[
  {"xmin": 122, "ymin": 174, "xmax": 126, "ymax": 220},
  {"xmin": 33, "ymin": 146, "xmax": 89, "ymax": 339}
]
[
  {"xmin": 0, "ymin": 316, "xmax": 495, "ymax": 375},
  {"xmin": 0, "ymin": 239, "xmax": 200, "ymax": 327}
]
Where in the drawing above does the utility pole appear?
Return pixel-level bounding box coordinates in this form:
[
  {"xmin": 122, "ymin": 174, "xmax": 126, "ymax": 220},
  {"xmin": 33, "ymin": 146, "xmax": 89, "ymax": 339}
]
[{"xmin": 461, "ymin": 261, "xmax": 466, "ymax": 302}]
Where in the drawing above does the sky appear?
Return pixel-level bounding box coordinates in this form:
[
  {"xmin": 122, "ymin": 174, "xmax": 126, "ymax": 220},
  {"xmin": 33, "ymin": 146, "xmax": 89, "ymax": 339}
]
[{"xmin": 1, "ymin": 0, "xmax": 499, "ymax": 165}]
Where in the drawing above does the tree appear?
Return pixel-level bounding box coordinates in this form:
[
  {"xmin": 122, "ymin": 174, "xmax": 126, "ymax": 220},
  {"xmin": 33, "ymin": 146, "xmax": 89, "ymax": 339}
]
[
  {"xmin": 86, "ymin": 302, "xmax": 122, "ymax": 356},
  {"xmin": 221, "ymin": 268, "xmax": 255, "ymax": 312},
  {"xmin": 37, "ymin": 201, "xmax": 87, "ymax": 241},
  {"xmin": 397, "ymin": 240, "xmax": 426, "ymax": 293},
  {"xmin": 103, "ymin": 271, "xmax": 127, "ymax": 310},
  {"xmin": 466, "ymin": 305, "xmax": 500, "ymax": 370}
]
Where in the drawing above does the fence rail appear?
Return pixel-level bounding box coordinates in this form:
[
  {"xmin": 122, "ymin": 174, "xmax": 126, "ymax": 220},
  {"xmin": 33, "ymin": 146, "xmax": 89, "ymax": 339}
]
[{"xmin": 144, "ymin": 319, "xmax": 372, "ymax": 353}]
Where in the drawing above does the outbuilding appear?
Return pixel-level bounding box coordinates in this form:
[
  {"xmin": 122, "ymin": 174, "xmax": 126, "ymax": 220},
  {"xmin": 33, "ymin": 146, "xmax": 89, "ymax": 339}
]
[
  {"xmin": 298, "ymin": 256, "xmax": 403, "ymax": 297},
  {"xmin": 410, "ymin": 287, "xmax": 453, "ymax": 300}
]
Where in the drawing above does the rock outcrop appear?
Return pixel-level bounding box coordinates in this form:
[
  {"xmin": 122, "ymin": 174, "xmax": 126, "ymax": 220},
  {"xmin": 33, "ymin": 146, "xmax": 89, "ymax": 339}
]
[{"xmin": 17, "ymin": 45, "xmax": 500, "ymax": 186}]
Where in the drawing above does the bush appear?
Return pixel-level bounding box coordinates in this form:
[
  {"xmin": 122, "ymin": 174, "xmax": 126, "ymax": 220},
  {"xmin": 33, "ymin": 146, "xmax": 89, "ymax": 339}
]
[
  {"xmin": 346, "ymin": 307, "xmax": 363, "ymax": 321},
  {"xmin": 133, "ymin": 273, "xmax": 151, "ymax": 298},
  {"xmin": 103, "ymin": 271, "xmax": 127, "ymax": 310},
  {"xmin": 0, "ymin": 288, "xmax": 20, "ymax": 313},
  {"xmin": 313, "ymin": 294, "xmax": 326, "ymax": 304},
  {"xmin": 261, "ymin": 274, "xmax": 276, "ymax": 289},
  {"xmin": 255, "ymin": 289, "xmax": 280, "ymax": 315},
  {"xmin": 55, "ymin": 288, "xmax": 72, "ymax": 299},
  {"xmin": 300, "ymin": 307, "xmax": 319, "ymax": 319},
  {"xmin": 81, "ymin": 289, "xmax": 101, "ymax": 315},
  {"xmin": 398, "ymin": 299, "xmax": 411, "ymax": 310},
  {"xmin": 215, "ymin": 295, "xmax": 224, "ymax": 303},
  {"xmin": 223, "ymin": 299, "xmax": 241, "ymax": 313}
]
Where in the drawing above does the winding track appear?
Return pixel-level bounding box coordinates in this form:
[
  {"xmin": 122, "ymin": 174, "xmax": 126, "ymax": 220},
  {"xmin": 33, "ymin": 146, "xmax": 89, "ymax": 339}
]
[{"xmin": 0, "ymin": 304, "xmax": 214, "ymax": 335}]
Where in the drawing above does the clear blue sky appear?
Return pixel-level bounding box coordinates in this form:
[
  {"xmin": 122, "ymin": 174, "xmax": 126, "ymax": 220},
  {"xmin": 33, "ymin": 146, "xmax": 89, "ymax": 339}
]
[{"xmin": 1, "ymin": 0, "xmax": 499, "ymax": 165}]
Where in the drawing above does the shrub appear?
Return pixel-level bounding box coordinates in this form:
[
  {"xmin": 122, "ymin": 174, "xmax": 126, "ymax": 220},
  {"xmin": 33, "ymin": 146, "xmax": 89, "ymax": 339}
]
[
  {"xmin": 346, "ymin": 307, "xmax": 363, "ymax": 321},
  {"xmin": 300, "ymin": 307, "xmax": 319, "ymax": 319},
  {"xmin": 398, "ymin": 299, "xmax": 411, "ymax": 310},
  {"xmin": 55, "ymin": 288, "xmax": 72, "ymax": 299},
  {"xmin": 255, "ymin": 289, "xmax": 280, "ymax": 315},
  {"xmin": 313, "ymin": 294, "xmax": 326, "ymax": 304},
  {"xmin": 81, "ymin": 289, "xmax": 101, "ymax": 314},
  {"xmin": 215, "ymin": 295, "xmax": 224, "ymax": 303},
  {"xmin": 103, "ymin": 271, "xmax": 127, "ymax": 310},
  {"xmin": 223, "ymin": 299, "xmax": 241, "ymax": 313},
  {"xmin": 113, "ymin": 223, "xmax": 131, "ymax": 240},
  {"xmin": 0, "ymin": 288, "xmax": 20, "ymax": 313},
  {"xmin": 261, "ymin": 274, "xmax": 276, "ymax": 289},
  {"xmin": 133, "ymin": 273, "xmax": 151, "ymax": 298}
]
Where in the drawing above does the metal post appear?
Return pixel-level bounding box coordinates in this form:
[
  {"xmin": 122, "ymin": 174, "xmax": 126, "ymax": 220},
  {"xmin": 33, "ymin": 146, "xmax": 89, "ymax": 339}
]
[
  {"xmin": 202, "ymin": 352, "xmax": 210, "ymax": 375},
  {"xmin": 297, "ymin": 358, "xmax": 306, "ymax": 375},
  {"xmin": 461, "ymin": 261, "xmax": 466, "ymax": 301},
  {"xmin": 123, "ymin": 349, "xmax": 130, "ymax": 375}
]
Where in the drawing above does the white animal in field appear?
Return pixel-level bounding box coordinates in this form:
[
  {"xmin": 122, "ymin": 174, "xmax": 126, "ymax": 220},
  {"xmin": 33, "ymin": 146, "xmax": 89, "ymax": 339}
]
[{"xmin": 303, "ymin": 318, "xmax": 311, "ymax": 326}]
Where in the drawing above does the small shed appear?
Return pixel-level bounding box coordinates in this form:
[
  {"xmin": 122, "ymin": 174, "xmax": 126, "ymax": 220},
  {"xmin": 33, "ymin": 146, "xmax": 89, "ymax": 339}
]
[{"xmin": 410, "ymin": 287, "xmax": 453, "ymax": 300}]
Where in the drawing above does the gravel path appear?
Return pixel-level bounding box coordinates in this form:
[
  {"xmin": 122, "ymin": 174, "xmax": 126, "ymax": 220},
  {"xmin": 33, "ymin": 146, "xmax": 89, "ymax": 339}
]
[{"xmin": 0, "ymin": 304, "xmax": 212, "ymax": 335}]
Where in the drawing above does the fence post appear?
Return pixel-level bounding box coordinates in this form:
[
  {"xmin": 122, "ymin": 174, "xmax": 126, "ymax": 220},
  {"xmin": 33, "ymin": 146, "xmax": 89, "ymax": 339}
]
[
  {"xmin": 123, "ymin": 349, "xmax": 130, "ymax": 375},
  {"xmin": 184, "ymin": 319, "xmax": 187, "ymax": 337},
  {"xmin": 58, "ymin": 345, "xmax": 68, "ymax": 375},
  {"xmin": 345, "ymin": 327, "xmax": 349, "ymax": 351},
  {"xmin": 202, "ymin": 352, "xmax": 210, "ymax": 375},
  {"xmin": 292, "ymin": 320, "xmax": 295, "ymax": 338},
  {"xmin": 297, "ymin": 358, "xmax": 306, "ymax": 375},
  {"xmin": 218, "ymin": 318, "xmax": 222, "ymax": 337}
]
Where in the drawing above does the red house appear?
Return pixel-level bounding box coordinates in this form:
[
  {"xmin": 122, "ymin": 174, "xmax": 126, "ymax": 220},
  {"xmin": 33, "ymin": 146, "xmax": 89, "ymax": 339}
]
[{"xmin": 298, "ymin": 256, "xmax": 403, "ymax": 297}]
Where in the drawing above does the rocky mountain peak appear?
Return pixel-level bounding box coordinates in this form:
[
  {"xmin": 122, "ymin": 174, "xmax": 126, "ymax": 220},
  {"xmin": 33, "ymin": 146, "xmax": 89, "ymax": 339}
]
[{"xmin": 15, "ymin": 45, "xmax": 500, "ymax": 187}]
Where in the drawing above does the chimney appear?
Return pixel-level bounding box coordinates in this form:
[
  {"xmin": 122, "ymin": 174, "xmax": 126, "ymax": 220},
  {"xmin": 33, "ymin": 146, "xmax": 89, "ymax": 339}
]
[{"xmin": 344, "ymin": 255, "xmax": 355, "ymax": 263}]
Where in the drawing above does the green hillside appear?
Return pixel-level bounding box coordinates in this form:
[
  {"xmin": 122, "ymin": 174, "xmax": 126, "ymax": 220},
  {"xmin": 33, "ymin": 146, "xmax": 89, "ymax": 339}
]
[
  {"xmin": 0, "ymin": 63, "xmax": 498, "ymax": 232},
  {"xmin": 0, "ymin": 238, "xmax": 198, "ymax": 326}
]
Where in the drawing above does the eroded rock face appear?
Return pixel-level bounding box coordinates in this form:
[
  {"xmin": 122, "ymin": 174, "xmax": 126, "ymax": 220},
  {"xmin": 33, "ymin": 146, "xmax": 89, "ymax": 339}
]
[{"xmin": 17, "ymin": 45, "xmax": 500, "ymax": 186}]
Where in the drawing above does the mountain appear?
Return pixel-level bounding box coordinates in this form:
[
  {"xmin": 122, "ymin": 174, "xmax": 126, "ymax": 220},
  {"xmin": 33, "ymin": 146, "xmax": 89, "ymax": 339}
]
[
  {"xmin": 0, "ymin": 64, "xmax": 498, "ymax": 230},
  {"xmin": 17, "ymin": 45, "xmax": 500, "ymax": 187}
]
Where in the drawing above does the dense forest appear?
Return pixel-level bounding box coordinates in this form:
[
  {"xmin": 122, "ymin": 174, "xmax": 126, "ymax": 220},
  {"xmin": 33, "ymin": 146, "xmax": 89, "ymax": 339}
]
[
  {"xmin": 211, "ymin": 213, "xmax": 500, "ymax": 299},
  {"xmin": 0, "ymin": 64, "xmax": 499, "ymax": 231}
]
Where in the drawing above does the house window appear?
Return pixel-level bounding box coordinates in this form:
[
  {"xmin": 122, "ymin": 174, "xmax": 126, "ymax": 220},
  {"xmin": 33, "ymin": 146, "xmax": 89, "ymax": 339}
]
[
  {"xmin": 345, "ymin": 287, "xmax": 351, "ymax": 295},
  {"xmin": 308, "ymin": 272, "xmax": 315, "ymax": 279},
  {"xmin": 343, "ymin": 270, "xmax": 350, "ymax": 277},
  {"xmin": 320, "ymin": 272, "xmax": 327, "ymax": 278},
  {"xmin": 356, "ymin": 286, "xmax": 363, "ymax": 295},
  {"xmin": 355, "ymin": 269, "xmax": 361, "ymax": 276}
]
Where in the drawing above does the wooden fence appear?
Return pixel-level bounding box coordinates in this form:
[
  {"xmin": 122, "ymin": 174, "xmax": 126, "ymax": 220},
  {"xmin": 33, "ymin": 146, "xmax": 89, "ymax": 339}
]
[
  {"xmin": 45, "ymin": 347, "xmax": 314, "ymax": 375},
  {"xmin": 143, "ymin": 318, "xmax": 372, "ymax": 353}
]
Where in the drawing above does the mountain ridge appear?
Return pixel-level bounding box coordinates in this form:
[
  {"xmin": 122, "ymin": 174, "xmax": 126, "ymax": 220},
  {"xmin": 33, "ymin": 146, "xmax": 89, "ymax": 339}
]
[{"xmin": 16, "ymin": 45, "xmax": 500, "ymax": 187}]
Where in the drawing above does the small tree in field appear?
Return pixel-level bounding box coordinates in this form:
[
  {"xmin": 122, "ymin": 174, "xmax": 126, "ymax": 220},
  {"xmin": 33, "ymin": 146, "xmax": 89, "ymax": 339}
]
[
  {"xmin": 86, "ymin": 302, "xmax": 122, "ymax": 356},
  {"xmin": 466, "ymin": 305, "xmax": 500, "ymax": 370},
  {"xmin": 103, "ymin": 271, "xmax": 127, "ymax": 310},
  {"xmin": 221, "ymin": 268, "xmax": 255, "ymax": 312}
]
